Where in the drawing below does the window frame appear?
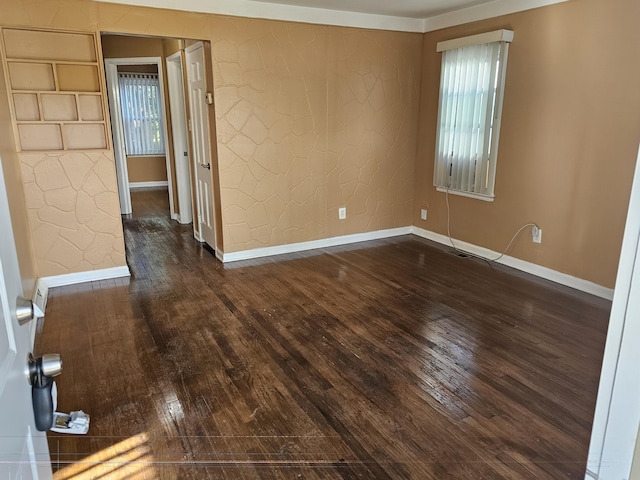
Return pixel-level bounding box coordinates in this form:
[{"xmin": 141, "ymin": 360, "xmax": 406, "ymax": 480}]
[{"xmin": 433, "ymin": 29, "xmax": 513, "ymax": 202}]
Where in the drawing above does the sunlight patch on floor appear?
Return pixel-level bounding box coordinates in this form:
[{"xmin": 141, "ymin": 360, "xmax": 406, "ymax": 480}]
[{"xmin": 53, "ymin": 432, "xmax": 156, "ymax": 480}]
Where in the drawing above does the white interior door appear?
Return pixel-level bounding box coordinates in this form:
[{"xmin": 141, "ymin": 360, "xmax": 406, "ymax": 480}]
[
  {"xmin": 166, "ymin": 52, "xmax": 193, "ymax": 225},
  {"xmin": 0, "ymin": 157, "xmax": 52, "ymax": 478},
  {"xmin": 185, "ymin": 42, "xmax": 216, "ymax": 248}
]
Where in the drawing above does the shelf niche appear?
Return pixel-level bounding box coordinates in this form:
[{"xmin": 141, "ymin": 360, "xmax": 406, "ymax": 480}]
[{"xmin": 2, "ymin": 28, "xmax": 108, "ymax": 152}]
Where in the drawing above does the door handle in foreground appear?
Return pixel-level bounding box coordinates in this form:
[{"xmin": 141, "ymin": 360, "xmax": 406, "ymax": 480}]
[
  {"xmin": 200, "ymin": 163, "xmax": 211, "ymax": 170},
  {"xmin": 28, "ymin": 353, "xmax": 62, "ymax": 431}
]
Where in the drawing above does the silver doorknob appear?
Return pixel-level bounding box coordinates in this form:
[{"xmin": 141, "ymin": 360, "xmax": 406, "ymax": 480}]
[
  {"xmin": 27, "ymin": 353, "xmax": 63, "ymax": 384},
  {"xmin": 16, "ymin": 297, "xmax": 34, "ymax": 325}
]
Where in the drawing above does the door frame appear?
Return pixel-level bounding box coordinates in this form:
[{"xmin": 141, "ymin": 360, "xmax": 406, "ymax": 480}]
[
  {"xmin": 104, "ymin": 57, "xmax": 175, "ymax": 217},
  {"xmin": 165, "ymin": 51, "xmax": 193, "ymax": 225},
  {"xmin": 586, "ymin": 143, "xmax": 640, "ymax": 479}
]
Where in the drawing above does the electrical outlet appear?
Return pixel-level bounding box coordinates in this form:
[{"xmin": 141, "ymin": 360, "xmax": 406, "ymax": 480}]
[
  {"xmin": 420, "ymin": 209, "xmax": 427, "ymax": 220},
  {"xmin": 338, "ymin": 207, "xmax": 346, "ymax": 220},
  {"xmin": 532, "ymin": 226, "xmax": 542, "ymax": 244}
]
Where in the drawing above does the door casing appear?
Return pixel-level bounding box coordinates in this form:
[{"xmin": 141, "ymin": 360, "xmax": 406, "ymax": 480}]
[
  {"xmin": 166, "ymin": 51, "xmax": 194, "ymax": 225},
  {"xmin": 104, "ymin": 57, "xmax": 175, "ymax": 217}
]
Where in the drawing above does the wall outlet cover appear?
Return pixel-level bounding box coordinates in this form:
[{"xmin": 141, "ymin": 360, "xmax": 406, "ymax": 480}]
[
  {"xmin": 532, "ymin": 227, "xmax": 542, "ymax": 243},
  {"xmin": 420, "ymin": 209, "xmax": 427, "ymax": 220},
  {"xmin": 338, "ymin": 207, "xmax": 346, "ymax": 220}
]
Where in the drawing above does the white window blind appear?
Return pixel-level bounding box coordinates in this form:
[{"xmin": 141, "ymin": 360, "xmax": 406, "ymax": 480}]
[
  {"xmin": 118, "ymin": 73, "xmax": 165, "ymax": 156},
  {"xmin": 433, "ymin": 30, "xmax": 513, "ymax": 201}
]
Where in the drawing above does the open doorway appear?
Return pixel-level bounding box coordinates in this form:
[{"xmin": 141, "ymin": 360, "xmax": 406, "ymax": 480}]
[
  {"xmin": 104, "ymin": 55, "xmax": 176, "ymax": 217},
  {"xmin": 101, "ymin": 34, "xmax": 219, "ymax": 254}
]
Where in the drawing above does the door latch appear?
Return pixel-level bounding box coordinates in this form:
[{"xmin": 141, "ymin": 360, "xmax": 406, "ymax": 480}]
[{"xmin": 27, "ymin": 353, "xmax": 90, "ymax": 434}]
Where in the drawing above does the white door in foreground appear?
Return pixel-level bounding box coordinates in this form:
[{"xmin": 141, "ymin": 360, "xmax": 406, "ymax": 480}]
[
  {"xmin": 0, "ymin": 156, "xmax": 52, "ymax": 478},
  {"xmin": 586, "ymin": 144, "xmax": 640, "ymax": 480}
]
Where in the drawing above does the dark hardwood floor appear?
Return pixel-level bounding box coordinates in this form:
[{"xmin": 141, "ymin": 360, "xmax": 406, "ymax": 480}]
[{"xmin": 36, "ymin": 189, "xmax": 611, "ymax": 479}]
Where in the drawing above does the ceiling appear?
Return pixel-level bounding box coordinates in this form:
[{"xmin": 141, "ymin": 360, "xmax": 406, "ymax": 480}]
[
  {"xmin": 245, "ymin": 0, "xmax": 492, "ymax": 19},
  {"xmin": 95, "ymin": 0, "xmax": 567, "ymax": 32}
]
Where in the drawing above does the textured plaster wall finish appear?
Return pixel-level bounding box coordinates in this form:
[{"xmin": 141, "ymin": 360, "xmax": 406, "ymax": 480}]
[
  {"xmin": 211, "ymin": 19, "xmax": 421, "ymax": 252},
  {"xmin": 414, "ymin": 0, "xmax": 640, "ymax": 288},
  {"xmin": 212, "ymin": 20, "xmax": 330, "ymax": 250},
  {"xmin": 326, "ymin": 29, "xmax": 419, "ymax": 238},
  {"xmin": 0, "ymin": 0, "xmax": 422, "ymax": 256},
  {"xmin": 18, "ymin": 151, "xmax": 126, "ymax": 276}
]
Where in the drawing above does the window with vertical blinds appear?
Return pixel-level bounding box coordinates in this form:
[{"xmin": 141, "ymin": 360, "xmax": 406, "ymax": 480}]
[
  {"xmin": 118, "ymin": 72, "xmax": 165, "ymax": 156},
  {"xmin": 433, "ymin": 30, "xmax": 513, "ymax": 201}
]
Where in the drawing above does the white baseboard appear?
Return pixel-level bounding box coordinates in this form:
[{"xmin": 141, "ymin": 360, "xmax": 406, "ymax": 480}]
[
  {"xmin": 411, "ymin": 226, "xmax": 614, "ymax": 301},
  {"xmin": 129, "ymin": 181, "xmax": 168, "ymax": 190},
  {"xmin": 33, "ymin": 266, "xmax": 131, "ymax": 315},
  {"xmin": 220, "ymin": 225, "xmax": 613, "ymax": 300},
  {"xmin": 220, "ymin": 227, "xmax": 412, "ymax": 263}
]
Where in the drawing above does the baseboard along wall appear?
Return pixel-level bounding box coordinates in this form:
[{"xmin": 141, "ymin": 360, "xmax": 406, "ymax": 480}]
[
  {"xmin": 32, "ymin": 226, "xmax": 613, "ymax": 330},
  {"xmin": 220, "ymin": 226, "xmax": 614, "ymax": 301},
  {"xmin": 33, "ymin": 266, "xmax": 131, "ymax": 314},
  {"xmin": 129, "ymin": 181, "xmax": 169, "ymax": 190}
]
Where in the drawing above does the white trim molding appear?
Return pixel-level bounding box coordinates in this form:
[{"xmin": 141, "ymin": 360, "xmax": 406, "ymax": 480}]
[
  {"xmin": 95, "ymin": 0, "xmax": 568, "ymax": 33},
  {"xmin": 220, "ymin": 225, "xmax": 612, "ymax": 299},
  {"xmin": 129, "ymin": 181, "xmax": 169, "ymax": 190},
  {"xmin": 411, "ymin": 227, "xmax": 614, "ymax": 301},
  {"xmin": 437, "ymin": 29, "xmax": 514, "ymax": 52},
  {"xmin": 33, "ymin": 266, "xmax": 131, "ymax": 314},
  {"xmin": 220, "ymin": 227, "xmax": 412, "ymax": 262},
  {"xmin": 423, "ymin": 0, "xmax": 569, "ymax": 32}
]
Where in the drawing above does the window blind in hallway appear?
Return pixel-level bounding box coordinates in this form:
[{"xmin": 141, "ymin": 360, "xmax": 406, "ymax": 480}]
[{"xmin": 118, "ymin": 73, "xmax": 165, "ymax": 156}]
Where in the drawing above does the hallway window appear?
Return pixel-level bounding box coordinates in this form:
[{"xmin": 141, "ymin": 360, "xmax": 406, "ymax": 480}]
[{"xmin": 118, "ymin": 73, "xmax": 165, "ymax": 156}]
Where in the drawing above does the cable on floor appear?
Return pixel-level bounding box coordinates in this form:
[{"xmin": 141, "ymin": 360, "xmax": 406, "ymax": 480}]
[{"xmin": 445, "ymin": 187, "xmax": 538, "ymax": 264}]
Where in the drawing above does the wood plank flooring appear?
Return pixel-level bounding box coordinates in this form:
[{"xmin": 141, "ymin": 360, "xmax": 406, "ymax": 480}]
[{"xmin": 36, "ymin": 189, "xmax": 611, "ymax": 479}]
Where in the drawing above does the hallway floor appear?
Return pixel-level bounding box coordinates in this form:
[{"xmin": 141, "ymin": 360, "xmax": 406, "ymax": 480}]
[{"xmin": 36, "ymin": 189, "xmax": 611, "ymax": 479}]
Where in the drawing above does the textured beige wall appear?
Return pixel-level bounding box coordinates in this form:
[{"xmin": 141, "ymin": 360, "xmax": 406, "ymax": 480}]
[
  {"xmin": 127, "ymin": 155, "xmax": 167, "ymax": 183},
  {"xmin": 414, "ymin": 0, "xmax": 640, "ymax": 288},
  {"xmin": 211, "ymin": 19, "xmax": 421, "ymax": 251},
  {"xmin": 80, "ymin": 1, "xmax": 423, "ymax": 253},
  {"xmin": 101, "ymin": 33, "xmax": 163, "ymax": 58},
  {"xmin": 18, "ymin": 151, "xmax": 126, "ymax": 276},
  {"xmin": 0, "ymin": 20, "xmax": 126, "ymax": 278},
  {"xmin": 0, "ymin": 0, "xmax": 422, "ymax": 262},
  {"xmin": 0, "ymin": 44, "xmax": 37, "ymax": 295}
]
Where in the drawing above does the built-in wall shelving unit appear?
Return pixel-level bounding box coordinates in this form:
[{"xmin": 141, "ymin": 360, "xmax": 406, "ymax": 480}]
[{"xmin": 1, "ymin": 28, "xmax": 108, "ymax": 151}]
